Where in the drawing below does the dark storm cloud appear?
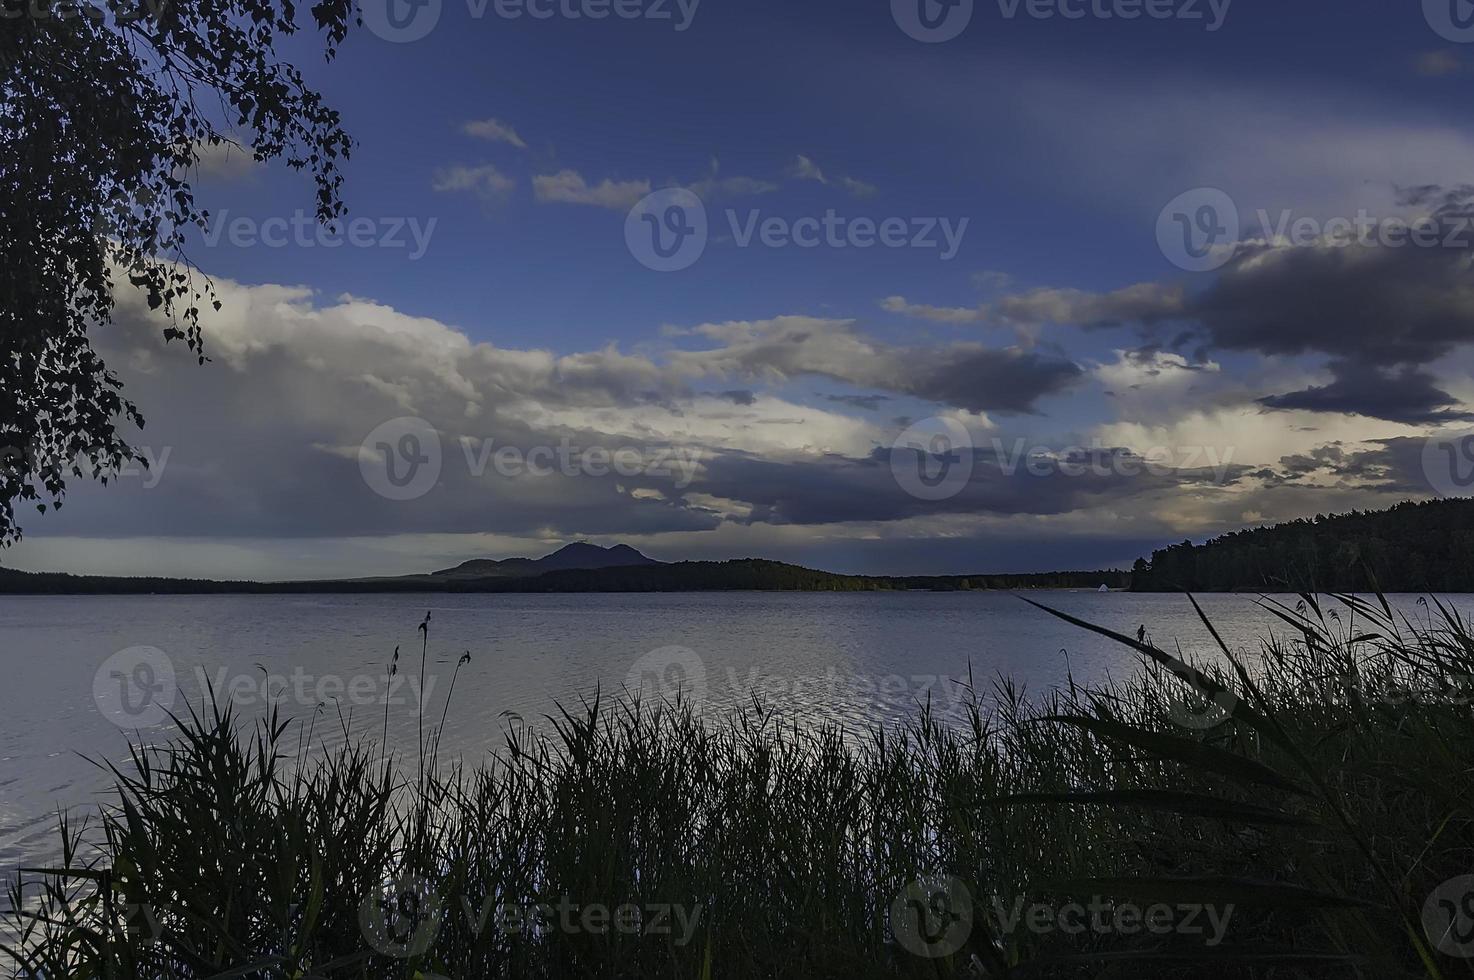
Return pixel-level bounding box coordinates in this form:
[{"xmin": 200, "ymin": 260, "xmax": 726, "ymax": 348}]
[
  {"xmin": 1257, "ymin": 361, "xmax": 1474, "ymax": 424},
  {"xmin": 1186, "ymin": 240, "xmax": 1474, "ymax": 367},
  {"xmin": 692, "ymin": 443, "xmax": 1248, "ymax": 527},
  {"xmin": 909, "ymin": 348, "xmax": 1084, "ymax": 415},
  {"xmin": 674, "ymin": 316, "xmax": 1084, "ymax": 415},
  {"xmin": 823, "ymin": 393, "xmax": 890, "ymax": 411},
  {"xmin": 985, "ymin": 190, "xmax": 1474, "ymax": 423},
  {"xmin": 1248, "ymin": 438, "xmax": 1440, "ymax": 495}
]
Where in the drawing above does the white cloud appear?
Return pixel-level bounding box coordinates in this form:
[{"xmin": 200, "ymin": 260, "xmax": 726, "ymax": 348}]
[
  {"xmin": 461, "ymin": 117, "xmax": 528, "ymax": 148},
  {"xmin": 880, "ymin": 296, "xmax": 984, "ymax": 324},
  {"xmin": 532, "ymin": 170, "xmax": 651, "ymax": 209},
  {"xmin": 432, "ymin": 164, "xmax": 517, "ymax": 202},
  {"xmin": 190, "ymin": 138, "xmax": 259, "ymax": 181},
  {"xmin": 787, "ymin": 154, "xmax": 826, "ymax": 183},
  {"xmin": 786, "ymin": 155, "xmax": 876, "ymax": 197}
]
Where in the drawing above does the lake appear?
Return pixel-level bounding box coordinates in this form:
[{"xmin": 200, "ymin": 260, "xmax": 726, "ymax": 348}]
[{"xmin": 3, "ymin": 590, "xmax": 1470, "ymax": 873}]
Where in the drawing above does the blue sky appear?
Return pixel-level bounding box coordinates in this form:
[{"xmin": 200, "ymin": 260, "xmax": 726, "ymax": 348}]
[
  {"xmin": 12, "ymin": 0, "xmax": 1474, "ymax": 578},
  {"xmin": 203, "ymin": 0, "xmax": 1474, "ymax": 343}
]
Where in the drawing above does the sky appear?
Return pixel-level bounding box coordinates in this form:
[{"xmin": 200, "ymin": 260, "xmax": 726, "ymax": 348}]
[{"xmin": 10, "ymin": 0, "xmax": 1474, "ymax": 578}]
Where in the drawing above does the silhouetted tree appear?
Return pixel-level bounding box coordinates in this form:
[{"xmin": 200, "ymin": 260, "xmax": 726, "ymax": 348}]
[
  {"xmin": 1130, "ymin": 498, "xmax": 1474, "ymax": 593},
  {"xmin": 0, "ymin": 0, "xmax": 355, "ymax": 543}
]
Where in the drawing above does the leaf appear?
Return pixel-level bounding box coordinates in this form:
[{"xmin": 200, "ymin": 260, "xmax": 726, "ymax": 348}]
[
  {"xmin": 1022, "ymin": 597, "xmax": 1293, "ymax": 752},
  {"xmin": 1039, "ymin": 715, "xmax": 1308, "ymax": 796}
]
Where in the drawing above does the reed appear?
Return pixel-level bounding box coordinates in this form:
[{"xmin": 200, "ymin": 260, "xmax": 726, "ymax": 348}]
[{"xmin": 4, "ymin": 593, "xmax": 1472, "ymax": 979}]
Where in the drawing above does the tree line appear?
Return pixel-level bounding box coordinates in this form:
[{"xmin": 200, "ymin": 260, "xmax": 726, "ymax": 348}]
[{"xmin": 1129, "ymin": 498, "xmax": 1474, "ymax": 593}]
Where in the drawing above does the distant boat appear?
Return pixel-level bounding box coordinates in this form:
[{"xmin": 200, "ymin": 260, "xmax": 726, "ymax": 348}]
[{"xmin": 1098, "ymin": 584, "xmax": 1110, "ymax": 592}]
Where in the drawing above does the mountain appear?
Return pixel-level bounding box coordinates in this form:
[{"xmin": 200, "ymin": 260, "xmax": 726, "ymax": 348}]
[
  {"xmin": 0, "ymin": 554, "xmax": 1126, "ymax": 595},
  {"xmin": 431, "ymin": 542, "xmax": 663, "ymax": 579},
  {"xmin": 1130, "ymin": 497, "xmax": 1474, "ymax": 593},
  {"xmin": 14, "ymin": 497, "xmax": 1474, "ymax": 595}
]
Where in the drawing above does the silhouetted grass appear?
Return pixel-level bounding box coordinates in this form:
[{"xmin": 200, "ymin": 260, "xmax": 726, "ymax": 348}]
[{"xmin": 4, "ymin": 594, "xmax": 1473, "ymax": 978}]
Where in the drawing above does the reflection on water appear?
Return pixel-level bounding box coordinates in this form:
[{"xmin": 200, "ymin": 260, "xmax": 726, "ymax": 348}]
[{"xmin": 3, "ymin": 590, "xmax": 1471, "ymax": 872}]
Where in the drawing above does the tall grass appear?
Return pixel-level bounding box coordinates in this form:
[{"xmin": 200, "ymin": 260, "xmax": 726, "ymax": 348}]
[{"xmin": 4, "ymin": 594, "xmax": 1473, "ymax": 979}]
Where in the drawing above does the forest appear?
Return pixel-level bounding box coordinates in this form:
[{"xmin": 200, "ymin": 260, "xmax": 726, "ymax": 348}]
[{"xmin": 1129, "ymin": 498, "xmax": 1474, "ymax": 592}]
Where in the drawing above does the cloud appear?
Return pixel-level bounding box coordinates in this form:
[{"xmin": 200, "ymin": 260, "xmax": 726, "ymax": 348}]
[
  {"xmin": 990, "ymin": 283, "xmax": 1186, "ymax": 330},
  {"xmin": 1257, "ymin": 361, "xmax": 1474, "ymax": 424},
  {"xmin": 671, "ymin": 316, "xmax": 1083, "ymax": 414},
  {"xmin": 824, "ymin": 393, "xmax": 890, "ymax": 411},
  {"xmin": 688, "ymin": 158, "xmax": 778, "ymax": 199},
  {"xmin": 786, "ymin": 155, "xmax": 877, "ymax": 197},
  {"xmin": 432, "ymin": 164, "xmax": 517, "ymax": 202},
  {"xmin": 691, "ymin": 441, "xmax": 1248, "ymax": 528},
  {"xmin": 18, "ymin": 269, "xmax": 1433, "ymax": 578},
  {"xmin": 190, "ymin": 138, "xmax": 259, "ymax": 181},
  {"xmin": 532, "ymin": 170, "xmax": 651, "ymax": 209},
  {"xmin": 880, "ymin": 296, "xmax": 984, "ymax": 324},
  {"xmin": 461, "ymin": 117, "xmax": 528, "ymax": 148},
  {"xmin": 951, "ymin": 191, "xmax": 1474, "ymax": 424},
  {"xmin": 35, "ymin": 281, "xmax": 1086, "ymax": 552},
  {"xmin": 787, "ymin": 154, "xmax": 826, "ymax": 183}
]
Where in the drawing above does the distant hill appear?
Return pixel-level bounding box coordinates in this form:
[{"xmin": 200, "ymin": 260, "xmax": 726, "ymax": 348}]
[
  {"xmin": 1130, "ymin": 497, "xmax": 1474, "ymax": 593},
  {"xmin": 7, "ymin": 498, "xmax": 1473, "ymax": 595},
  {"xmin": 431, "ymin": 542, "xmax": 661, "ymax": 579},
  {"xmin": 0, "ymin": 555, "xmax": 1128, "ymax": 595}
]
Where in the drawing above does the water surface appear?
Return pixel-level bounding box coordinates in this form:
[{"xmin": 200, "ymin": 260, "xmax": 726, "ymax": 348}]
[{"xmin": 3, "ymin": 590, "xmax": 1468, "ymax": 872}]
